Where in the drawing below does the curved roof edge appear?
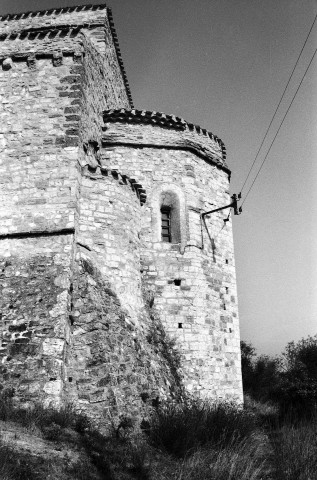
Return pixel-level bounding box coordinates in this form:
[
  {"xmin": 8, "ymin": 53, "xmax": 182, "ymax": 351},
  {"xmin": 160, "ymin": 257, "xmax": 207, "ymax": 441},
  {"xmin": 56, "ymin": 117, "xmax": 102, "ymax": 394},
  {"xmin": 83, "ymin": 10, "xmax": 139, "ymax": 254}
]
[{"xmin": 103, "ymin": 108, "xmax": 227, "ymax": 160}]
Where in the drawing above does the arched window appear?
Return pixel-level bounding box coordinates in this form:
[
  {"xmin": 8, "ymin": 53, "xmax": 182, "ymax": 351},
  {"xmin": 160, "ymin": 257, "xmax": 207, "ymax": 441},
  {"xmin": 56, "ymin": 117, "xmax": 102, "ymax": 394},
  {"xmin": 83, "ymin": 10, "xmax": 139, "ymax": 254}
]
[{"xmin": 160, "ymin": 191, "xmax": 181, "ymax": 244}]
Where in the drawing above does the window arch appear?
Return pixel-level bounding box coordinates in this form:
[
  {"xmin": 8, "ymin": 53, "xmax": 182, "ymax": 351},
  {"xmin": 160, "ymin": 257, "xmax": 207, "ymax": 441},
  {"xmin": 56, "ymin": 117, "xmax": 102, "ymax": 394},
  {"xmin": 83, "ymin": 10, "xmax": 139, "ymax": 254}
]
[{"xmin": 152, "ymin": 183, "xmax": 186, "ymax": 252}]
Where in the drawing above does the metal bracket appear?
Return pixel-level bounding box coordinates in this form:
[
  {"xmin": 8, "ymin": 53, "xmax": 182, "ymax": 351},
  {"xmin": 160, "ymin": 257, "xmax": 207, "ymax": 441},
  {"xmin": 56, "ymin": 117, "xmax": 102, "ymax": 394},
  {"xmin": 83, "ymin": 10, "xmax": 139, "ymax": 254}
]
[{"xmin": 201, "ymin": 193, "xmax": 242, "ymax": 219}]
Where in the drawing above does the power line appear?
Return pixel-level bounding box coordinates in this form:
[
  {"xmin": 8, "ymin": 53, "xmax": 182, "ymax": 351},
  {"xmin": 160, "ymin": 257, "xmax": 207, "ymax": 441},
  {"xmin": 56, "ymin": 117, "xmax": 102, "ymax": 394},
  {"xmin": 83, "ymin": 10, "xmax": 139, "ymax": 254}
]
[
  {"xmin": 241, "ymin": 48, "xmax": 317, "ymax": 207},
  {"xmin": 240, "ymin": 12, "xmax": 317, "ymax": 194}
]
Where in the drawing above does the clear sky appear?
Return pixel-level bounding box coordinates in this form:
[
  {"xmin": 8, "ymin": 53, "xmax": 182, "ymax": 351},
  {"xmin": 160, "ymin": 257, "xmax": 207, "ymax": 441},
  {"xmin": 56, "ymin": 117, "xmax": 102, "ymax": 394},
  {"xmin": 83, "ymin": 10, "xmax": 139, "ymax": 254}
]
[{"xmin": 1, "ymin": 0, "xmax": 316, "ymax": 356}]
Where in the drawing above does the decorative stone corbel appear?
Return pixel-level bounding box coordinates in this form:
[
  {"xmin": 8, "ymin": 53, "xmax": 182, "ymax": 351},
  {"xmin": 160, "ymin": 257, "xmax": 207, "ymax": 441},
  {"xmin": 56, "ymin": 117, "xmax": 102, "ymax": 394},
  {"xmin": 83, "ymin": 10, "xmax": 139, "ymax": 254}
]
[
  {"xmin": 73, "ymin": 50, "xmax": 83, "ymax": 63},
  {"xmin": 83, "ymin": 140, "xmax": 101, "ymax": 169},
  {"xmin": 27, "ymin": 54, "xmax": 36, "ymax": 70},
  {"xmin": 2, "ymin": 58, "xmax": 13, "ymax": 70},
  {"xmin": 53, "ymin": 51, "xmax": 63, "ymax": 67}
]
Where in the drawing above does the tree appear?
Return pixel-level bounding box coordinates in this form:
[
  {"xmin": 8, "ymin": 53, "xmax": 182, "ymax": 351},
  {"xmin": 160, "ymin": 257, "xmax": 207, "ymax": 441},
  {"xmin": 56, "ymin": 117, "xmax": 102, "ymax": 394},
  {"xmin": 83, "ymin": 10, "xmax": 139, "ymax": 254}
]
[
  {"xmin": 277, "ymin": 335, "xmax": 317, "ymax": 416},
  {"xmin": 282, "ymin": 335, "xmax": 317, "ymax": 379},
  {"xmin": 240, "ymin": 341, "xmax": 256, "ymax": 393},
  {"xmin": 240, "ymin": 341, "xmax": 281, "ymax": 401}
]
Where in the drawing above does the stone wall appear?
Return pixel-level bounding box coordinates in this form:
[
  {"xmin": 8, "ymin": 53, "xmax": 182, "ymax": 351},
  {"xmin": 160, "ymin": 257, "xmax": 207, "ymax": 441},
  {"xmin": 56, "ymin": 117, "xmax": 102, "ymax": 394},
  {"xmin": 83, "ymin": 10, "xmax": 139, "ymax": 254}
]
[
  {"xmin": 76, "ymin": 165, "xmax": 144, "ymax": 325},
  {"xmin": 0, "ymin": 5, "xmax": 133, "ymax": 412},
  {"xmin": 0, "ymin": 55, "xmax": 78, "ymax": 235},
  {"xmin": 0, "ymin": 234, "xmax": 73, "ymax": 406},
  {"xmin": 101, "ymin": 120, "xmax": 242, "ymax": 401},
  {"xmin": 66, "ymin": 253, "xmax": 182, "ymax": 429},
  {"xmin": 0, "ymin": 5, "xmax": 243, "ymax": 422}
]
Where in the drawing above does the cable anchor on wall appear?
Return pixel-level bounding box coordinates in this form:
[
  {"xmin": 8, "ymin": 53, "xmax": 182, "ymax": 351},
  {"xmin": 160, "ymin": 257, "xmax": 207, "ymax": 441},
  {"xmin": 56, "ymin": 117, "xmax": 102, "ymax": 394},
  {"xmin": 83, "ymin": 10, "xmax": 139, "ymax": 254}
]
[{"xmin": 201, "ymin": 193, "xmax": 242, "ymax": 220}]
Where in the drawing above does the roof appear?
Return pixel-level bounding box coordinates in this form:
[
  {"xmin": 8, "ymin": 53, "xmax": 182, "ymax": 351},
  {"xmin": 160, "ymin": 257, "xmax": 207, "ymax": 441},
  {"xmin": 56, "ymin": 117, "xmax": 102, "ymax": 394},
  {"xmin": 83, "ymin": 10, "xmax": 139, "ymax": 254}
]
[{"xmin": 103, "ymin": 108, "xmax": 227, "ymax": 160}]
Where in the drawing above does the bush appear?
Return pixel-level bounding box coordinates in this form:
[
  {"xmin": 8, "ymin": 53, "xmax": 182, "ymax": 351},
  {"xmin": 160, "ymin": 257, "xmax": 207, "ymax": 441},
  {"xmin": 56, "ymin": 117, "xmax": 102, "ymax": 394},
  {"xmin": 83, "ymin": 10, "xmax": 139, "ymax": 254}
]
[
  {"xmin": 244, "ymin": 395, "xmax": 279, "ymax": 429},
  {"xmin": 143, "ymin": 398, "xmax": 257, "ymax": 458},
  {"xmin": 241, "ymin": 341, "xmax": 281, "ymax": 402},
  {"xmin": 276, "ymin": 336, "xmax": 317, "ymax": 418},
  {"xmin": 41, "ymin": 422, "xmax": 63, "ymax": 441},
  {"xmin": 0, "ymin": 393, "xmax": 90, "ymax": 435}
]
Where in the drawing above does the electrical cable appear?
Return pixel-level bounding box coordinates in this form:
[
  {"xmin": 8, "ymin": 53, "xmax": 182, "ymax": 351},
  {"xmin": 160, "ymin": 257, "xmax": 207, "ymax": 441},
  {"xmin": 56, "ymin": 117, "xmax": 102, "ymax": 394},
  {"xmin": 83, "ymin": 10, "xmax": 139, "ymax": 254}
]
[
  {"xmin": 241, "ymin": 48, "xmax": 317, "ymax": 207},
  {"xmin": 240, "ymin": 12, "xmax": 317, "ymax": 194}
]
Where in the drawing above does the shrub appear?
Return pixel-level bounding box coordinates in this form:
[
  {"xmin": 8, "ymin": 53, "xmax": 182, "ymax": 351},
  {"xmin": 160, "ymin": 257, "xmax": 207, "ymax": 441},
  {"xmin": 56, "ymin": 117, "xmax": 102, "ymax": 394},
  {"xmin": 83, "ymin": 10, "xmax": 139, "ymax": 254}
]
[
  {"xmin": 240, "ymin": 341, "xmax": 281, "ymax": 402},
  {"xmin": 276, "ymin": 335, "xmax": 317, "ymax": 418},
  {"xmin": 0, "ymin": 393, "xmax": 90, "ymax": 434},
  {"xmin": 144, "ymin": 398, "xmax": 257, "ymax": 458},
  {"xmin": 240, "ymin": 340, "xmax": 256, "ymax": 390},
  {"xmin": 244, "ymin": 395, "xmax": 279, "ymax": 429},
  {"xmin": 41, "ymin": 422, "xmax": 63, "ymax": 441}
]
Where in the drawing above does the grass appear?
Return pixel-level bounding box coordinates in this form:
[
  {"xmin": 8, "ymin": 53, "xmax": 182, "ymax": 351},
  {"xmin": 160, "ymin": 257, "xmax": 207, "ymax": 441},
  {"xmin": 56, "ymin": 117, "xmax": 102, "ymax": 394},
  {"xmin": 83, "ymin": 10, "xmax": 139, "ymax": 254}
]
[
  {"xmin": 0, "ymin": 395, "xmax": 90, "ymax": 433},
  {"xmin": 0, "ymin": 442, "xmax": 40, "ymax": 480},
  {"xmin": 143, "ymin": 398, "xmax": 258, "ymax": 458},
  {"xmin": 270, "ymin": 419, "xmax": 317, "ymax": 480},
  {"xmin": 0, "ymin": 392, "xmax": 316, "ymax": 479},
  {"xmin": 173, "ymin": 435, "xmax": 270, "ymax": 480}
]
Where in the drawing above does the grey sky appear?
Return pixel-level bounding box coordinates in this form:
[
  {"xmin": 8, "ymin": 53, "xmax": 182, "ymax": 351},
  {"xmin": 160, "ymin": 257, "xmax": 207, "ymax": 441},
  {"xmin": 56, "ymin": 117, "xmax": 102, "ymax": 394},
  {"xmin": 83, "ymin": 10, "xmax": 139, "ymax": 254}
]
[{"xmin": 1, "ymin": 0, "xmax": 316, "ymax": 355}]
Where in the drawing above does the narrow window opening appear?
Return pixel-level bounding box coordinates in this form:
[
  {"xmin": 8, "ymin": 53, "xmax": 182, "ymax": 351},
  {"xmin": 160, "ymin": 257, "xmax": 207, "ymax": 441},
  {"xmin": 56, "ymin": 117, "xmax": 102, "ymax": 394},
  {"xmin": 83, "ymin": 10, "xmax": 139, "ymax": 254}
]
[
  {"xmin": 178, "ymin": 323, "xmax": 183, "ymax": 329},
  {"xmin": 225, "ymin": 287, "xmax": 229, "ymax": 294},
  {"xmin": 174, "ymin": 279, "xmax": 182, "ymax": 286},
  {"xmin": 159, "ymin": 190, "xmax": 182, "ymax": 244},
  {"xmin": 161, "ymin": 207, "xmax": 171, "ymax": 243},
  {"xmin": 225, "ymin": 259, "xmax": 229, "ymax": 264},
  {"xmin": 69, "ymin": 377, "xmax": 73, "ymax": 382}
]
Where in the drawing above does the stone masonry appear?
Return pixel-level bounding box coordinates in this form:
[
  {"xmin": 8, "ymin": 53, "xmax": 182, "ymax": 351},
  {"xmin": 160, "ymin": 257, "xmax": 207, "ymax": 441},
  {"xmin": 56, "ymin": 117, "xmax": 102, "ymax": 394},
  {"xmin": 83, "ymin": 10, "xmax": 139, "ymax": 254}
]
[{"xmin": 0, "ymin": 4, "xmax": 242, "ymax": 427}]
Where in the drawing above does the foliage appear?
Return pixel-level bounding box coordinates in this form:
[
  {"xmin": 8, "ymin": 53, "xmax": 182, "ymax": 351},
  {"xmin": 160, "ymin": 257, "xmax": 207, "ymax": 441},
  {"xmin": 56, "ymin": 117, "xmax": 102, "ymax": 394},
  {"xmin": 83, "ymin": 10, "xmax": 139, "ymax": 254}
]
[
  {"xmin": 241, "ymin": 335, "xmax": 317, "ymax": 419},
  {"xmin": 0, "ymin": 442, "xmax": 42, "ymax": 480},
  {"xmin": 143, "ymin": 398, "xmax": 257, "ymax": 458},
  {"xmin": 1, "ymin": 391, "xmax": 317, "ymax": 479},
  {"xmin": 282, "ymin": 335, "xmax": 317, "ymax": 376},
  {"xmin": 244, "ymin": 395, "xmax": 279, "ymax": 429},
  {"xmin": 276, "ymin": 335, "xmax": 317, "ymax": 417},
  {"xmin": 173, "ymin": 435, "xmax": 271, "ymax": 480},
  {"xmin": 240, "ymin": 341, "xmax": 281, "ymax": 402},
  {"xmin": 240, "ymin": 341, "xmax": 256, "ymax": 374},
  {"xmin": 0, "ymin": 393, "xmax": 90, "ymax": 434}
]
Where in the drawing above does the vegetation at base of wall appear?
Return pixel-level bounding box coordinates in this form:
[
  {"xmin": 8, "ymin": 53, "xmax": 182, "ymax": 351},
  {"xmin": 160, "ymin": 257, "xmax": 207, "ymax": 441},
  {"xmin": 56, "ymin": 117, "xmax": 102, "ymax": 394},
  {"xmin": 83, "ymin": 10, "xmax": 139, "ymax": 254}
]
[
  {"xmin": 0, "ymin": 390, "xmax": 317, "ymax": 479},
  {"xmin": 142, "ymin": 398, "xmax": 257, "ymax": 458},
  {"xmin": 0, "ymin": 442, "xmax": 43, "ymax": 480},
  {"xmin": 0, "ymin": 389, "xmax": 90, "ymax": 435},
  {"xmin": 171, "ymin": 435, "xmax": 270, "ymax": 480},
  {"xmin": 269, "ymin": 420, "xmax": 317, "ymax": 480}
]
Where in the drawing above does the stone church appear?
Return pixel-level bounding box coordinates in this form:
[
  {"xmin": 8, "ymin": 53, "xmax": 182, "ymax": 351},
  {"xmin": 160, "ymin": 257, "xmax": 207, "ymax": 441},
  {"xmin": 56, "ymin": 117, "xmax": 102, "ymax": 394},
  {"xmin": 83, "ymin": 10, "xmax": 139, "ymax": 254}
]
[{"xmin": 0, "ymin": 4, "xmax": 242, "ymax": 425}]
